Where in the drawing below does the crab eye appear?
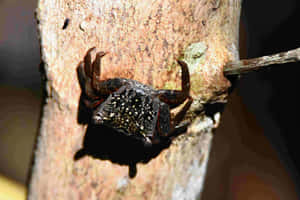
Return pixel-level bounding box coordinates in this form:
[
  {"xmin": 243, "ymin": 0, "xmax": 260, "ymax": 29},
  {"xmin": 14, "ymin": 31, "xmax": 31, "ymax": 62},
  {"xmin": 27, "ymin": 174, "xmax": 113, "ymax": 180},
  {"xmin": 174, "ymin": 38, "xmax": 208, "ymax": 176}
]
[{"xmin": 93, "ymin": 112, "xmax": 104, "ymax": 124}]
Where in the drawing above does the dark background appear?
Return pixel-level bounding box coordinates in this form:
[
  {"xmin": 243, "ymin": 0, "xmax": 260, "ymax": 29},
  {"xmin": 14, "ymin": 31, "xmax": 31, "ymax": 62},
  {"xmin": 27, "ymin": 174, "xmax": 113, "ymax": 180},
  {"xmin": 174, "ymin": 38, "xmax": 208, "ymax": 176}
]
[
  {"xmin": 239, "ymin": 0, "xmax": 300, "ymax": 191},
  {"xmin": 0, "ymin": 0, "xmax": 299, "ymax": 199},
  {"xmin": 0, "ymin": 0, "xmax": 40, "ymax": 185}
]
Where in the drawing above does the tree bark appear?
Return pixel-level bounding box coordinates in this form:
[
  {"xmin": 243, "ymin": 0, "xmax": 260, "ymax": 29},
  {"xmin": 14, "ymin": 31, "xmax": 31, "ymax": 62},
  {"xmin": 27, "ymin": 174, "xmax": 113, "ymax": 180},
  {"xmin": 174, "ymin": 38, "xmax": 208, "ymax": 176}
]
[{"xmin": 28, "ymin": 0, "xmax": 241, "ymax": 199}]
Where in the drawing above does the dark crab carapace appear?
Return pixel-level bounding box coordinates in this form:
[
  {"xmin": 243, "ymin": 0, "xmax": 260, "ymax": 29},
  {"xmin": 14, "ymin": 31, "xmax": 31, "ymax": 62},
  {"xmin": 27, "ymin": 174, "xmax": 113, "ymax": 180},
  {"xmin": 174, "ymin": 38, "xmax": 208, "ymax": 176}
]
[{"xmin": 78, "ymin": 47, "xmax": 193, "ymax": 146}]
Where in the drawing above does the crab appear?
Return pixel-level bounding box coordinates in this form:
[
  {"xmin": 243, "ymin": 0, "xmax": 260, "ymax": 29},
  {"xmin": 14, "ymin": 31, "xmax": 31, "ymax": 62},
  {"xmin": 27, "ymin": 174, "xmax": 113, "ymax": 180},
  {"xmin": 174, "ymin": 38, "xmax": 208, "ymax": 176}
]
[{"xmin": 78, "ymin": 47, "xmax": 193, "ymax": 146}]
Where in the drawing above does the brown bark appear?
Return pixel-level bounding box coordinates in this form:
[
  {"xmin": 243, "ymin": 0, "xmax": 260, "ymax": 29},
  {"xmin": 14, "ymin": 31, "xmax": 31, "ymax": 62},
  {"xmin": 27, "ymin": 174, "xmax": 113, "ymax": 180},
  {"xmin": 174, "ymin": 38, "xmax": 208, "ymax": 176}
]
[{"xmin": 28, "ymin": 0, "xmax": 241, "ymax": 199}]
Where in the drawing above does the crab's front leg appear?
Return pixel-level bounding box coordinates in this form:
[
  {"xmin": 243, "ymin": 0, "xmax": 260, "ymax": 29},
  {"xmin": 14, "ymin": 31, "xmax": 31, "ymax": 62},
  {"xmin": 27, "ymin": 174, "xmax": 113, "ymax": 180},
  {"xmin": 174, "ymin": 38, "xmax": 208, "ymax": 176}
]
[
  {"xmin": 78, "ymin": 48, "xmax": 96, "ymax": 99},
  {"xmin": 78, "ymin": 47, "xmax": 109, "ymax": 94},
  {"xmin": 78, "ymin": 47, "xmax": 125, "ymax": 109},
  {"xmin": 157, "ymin": 60, "xmax": 191, "ymax": 108}
]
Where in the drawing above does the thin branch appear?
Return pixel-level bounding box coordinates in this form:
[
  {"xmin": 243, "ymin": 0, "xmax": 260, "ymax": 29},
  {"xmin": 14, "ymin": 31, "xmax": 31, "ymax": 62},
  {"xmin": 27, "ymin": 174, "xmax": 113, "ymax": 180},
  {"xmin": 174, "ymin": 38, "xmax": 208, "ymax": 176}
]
[{"xmin": 224, "ymin": 47, "xmax": 300, "ymax": 75}]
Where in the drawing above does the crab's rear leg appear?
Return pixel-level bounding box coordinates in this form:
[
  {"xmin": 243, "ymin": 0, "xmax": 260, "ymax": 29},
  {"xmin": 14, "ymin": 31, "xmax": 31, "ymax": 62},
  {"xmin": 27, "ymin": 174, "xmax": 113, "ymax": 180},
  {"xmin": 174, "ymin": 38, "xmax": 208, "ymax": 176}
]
[
  {"xmin": 168, "ymin": 96, "xmax": 193, "ymax": 137},
  {"xmin": 157, "ymin": 60, "xmax": 191, "ymax": 108},
  {"xmin": 172, "ymin": 96, "xmax": 193, "ymax": 127},
  {"xmin": 154, "ymin": 97, "xmax": 193, "ymax": 142}
]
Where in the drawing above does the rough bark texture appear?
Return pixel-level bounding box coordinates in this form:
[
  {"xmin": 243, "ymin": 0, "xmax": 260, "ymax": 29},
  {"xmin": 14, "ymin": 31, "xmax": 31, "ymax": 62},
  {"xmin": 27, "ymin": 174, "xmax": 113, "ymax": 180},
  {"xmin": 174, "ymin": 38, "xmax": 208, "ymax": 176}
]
[{"xmin": 28, "ymin": 0, "xmax": 241, "ymax": 199}]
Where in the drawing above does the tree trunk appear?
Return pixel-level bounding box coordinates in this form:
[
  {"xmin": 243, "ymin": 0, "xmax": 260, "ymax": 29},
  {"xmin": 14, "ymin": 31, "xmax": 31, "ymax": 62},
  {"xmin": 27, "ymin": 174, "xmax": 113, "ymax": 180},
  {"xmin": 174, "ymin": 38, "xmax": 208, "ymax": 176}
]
[{"xmin": 28, "ymin": 0, "xmax": 241, "ymax": 199}]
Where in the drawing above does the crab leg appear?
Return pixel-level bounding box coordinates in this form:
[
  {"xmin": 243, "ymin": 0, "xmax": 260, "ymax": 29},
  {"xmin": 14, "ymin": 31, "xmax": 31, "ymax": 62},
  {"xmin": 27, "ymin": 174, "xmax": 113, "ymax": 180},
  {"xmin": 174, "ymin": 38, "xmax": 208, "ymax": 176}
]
[
  {"xmin": 157, "ymin": 60, "xmax": 190, "ymax": 108},
  {"xmin": 172, "ymin": 96, "xmax": 193, "ymax": 127},
  {"xmin": 78, "ymin": 47, "xmax": 128, "ymax": 109},
  {"xmin": 92, "ymin": 51, "xmax": 107, "ymax": 92},
  {"xmin": 84, "ymin": 47, "xmax": 96, "ymax": 78}
]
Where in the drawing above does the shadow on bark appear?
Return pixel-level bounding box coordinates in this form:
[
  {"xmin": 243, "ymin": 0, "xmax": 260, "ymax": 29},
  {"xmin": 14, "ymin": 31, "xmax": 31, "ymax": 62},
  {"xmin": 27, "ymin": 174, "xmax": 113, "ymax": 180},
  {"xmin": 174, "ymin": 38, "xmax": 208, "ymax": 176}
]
[{"xmin": 74, "ymin": 93, "xmax": 172, "ymax": 178}]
